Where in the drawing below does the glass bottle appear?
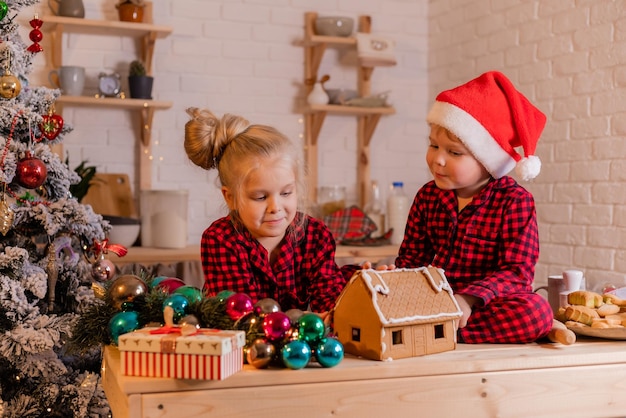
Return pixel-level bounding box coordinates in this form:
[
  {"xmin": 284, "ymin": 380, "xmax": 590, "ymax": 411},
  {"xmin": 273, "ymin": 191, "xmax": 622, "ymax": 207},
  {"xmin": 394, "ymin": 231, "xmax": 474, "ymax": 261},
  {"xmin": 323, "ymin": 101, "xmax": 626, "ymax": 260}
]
[
  {"xmin": 364, "ymin": 180, "xmax": 385, "ymax": 238},
  {"xmin": 386, "ymin": 181, "xmax": 410, "ymax": 245}
]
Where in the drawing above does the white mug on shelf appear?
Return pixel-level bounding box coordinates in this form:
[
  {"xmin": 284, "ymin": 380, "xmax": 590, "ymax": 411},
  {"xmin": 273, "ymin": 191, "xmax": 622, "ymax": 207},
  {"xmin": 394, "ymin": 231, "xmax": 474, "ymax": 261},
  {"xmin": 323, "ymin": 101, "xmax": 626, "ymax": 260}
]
[{"xmin": 48, "ymin": 65, "xmax": 85, "ymax": 96}]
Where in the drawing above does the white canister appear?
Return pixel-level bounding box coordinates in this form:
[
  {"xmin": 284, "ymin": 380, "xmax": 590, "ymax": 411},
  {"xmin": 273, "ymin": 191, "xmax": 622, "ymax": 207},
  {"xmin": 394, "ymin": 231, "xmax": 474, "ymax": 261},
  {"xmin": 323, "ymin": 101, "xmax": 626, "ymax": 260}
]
[
  {"xmin": 140, "ymin": 190, "xmax": 188, "ymax": 248},
  {"xmin": 386, "ymin": 181, "xmax": 410, "ymax": 245}
]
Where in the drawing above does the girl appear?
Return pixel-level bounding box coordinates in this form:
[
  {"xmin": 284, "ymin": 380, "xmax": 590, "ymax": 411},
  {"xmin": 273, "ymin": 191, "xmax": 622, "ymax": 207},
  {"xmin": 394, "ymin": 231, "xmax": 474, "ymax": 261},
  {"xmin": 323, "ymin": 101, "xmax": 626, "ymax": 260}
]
[{"xmin": 184, "ymin": 108, "xmax": 351, "ymax": 316}]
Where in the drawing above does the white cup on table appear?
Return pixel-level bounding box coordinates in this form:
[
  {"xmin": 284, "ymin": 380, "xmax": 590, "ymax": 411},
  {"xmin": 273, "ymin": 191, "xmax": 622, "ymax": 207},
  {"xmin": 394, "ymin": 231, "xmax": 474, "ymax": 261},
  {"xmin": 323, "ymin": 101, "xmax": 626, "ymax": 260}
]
[{"xmin": 559, "ymin": 269, "xmax": 585, "ymax": 308}]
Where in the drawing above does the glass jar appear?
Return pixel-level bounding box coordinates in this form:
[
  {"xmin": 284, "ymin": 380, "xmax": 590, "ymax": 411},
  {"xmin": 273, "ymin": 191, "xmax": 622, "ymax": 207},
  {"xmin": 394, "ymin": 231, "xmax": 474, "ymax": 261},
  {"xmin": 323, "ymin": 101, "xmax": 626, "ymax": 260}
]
[{"xmin": 318, "ymin": 185, "xmax": 346, "ymax": 217}]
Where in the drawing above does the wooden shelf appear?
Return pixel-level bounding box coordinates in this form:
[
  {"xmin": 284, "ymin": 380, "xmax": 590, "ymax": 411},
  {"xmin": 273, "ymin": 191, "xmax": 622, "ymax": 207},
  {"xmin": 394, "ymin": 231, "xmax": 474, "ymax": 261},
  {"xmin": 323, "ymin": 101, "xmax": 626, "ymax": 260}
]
[
  {"xmin": 55, "ymin": 96, "xmax": 173, "ymax": 147},
  {"xmin": 44, "ymin": 13, "xmax": 172, "ymax": 73},
  {"xmin": 42, "ymin": 2, "xmax": 173, "ymax": 191},
  {"xmin": 303, "ymin": 12, "xmax": 395, "ymax": 207}
]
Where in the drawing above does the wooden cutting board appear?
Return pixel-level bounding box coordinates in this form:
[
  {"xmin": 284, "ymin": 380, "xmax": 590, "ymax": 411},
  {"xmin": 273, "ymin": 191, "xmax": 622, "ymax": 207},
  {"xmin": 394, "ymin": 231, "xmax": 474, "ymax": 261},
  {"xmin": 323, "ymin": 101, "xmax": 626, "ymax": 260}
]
[{"xmin": 82, "ymin": 173, "xmax": 137, "ymax": 218}]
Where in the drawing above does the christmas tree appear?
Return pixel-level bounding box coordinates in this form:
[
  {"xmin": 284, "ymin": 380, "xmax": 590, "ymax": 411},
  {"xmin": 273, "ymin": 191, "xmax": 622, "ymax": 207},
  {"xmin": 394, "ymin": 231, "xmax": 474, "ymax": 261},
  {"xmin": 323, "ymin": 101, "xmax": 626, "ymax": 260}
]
[{"xmin": 0, "ymin": 1, "xmax": 112, "ymax": 415}]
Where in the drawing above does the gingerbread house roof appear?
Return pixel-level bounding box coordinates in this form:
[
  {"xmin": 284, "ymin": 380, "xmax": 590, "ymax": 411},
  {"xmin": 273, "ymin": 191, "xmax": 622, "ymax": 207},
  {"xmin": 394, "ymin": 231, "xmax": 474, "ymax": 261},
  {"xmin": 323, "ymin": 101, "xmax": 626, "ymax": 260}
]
[{"xmin": 337, "ymin": 267, "xmax": 462, "ymax": 326}]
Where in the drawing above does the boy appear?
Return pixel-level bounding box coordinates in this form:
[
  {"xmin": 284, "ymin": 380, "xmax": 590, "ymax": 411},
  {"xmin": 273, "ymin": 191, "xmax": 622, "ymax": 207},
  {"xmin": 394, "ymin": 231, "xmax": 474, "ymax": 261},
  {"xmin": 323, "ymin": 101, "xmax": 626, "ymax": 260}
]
[{"xmin": 395, "ymin": 71, "xmax": 552, "ymax": 343}]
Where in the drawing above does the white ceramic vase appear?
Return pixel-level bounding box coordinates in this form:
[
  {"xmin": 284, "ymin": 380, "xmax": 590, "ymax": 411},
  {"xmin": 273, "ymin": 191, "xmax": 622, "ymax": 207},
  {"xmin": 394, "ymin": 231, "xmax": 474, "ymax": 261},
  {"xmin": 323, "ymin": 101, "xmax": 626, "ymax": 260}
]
[{"xmin": 307, "ymin": 82, "xmax": 329, "ymax": 105}]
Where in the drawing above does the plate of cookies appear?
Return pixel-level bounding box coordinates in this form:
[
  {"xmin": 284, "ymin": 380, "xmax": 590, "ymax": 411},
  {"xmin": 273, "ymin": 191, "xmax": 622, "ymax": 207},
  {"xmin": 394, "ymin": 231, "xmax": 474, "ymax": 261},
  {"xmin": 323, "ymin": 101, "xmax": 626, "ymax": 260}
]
[{"xmin": 557, "ymin": 289, "xmax": 626, "ymax": 340}]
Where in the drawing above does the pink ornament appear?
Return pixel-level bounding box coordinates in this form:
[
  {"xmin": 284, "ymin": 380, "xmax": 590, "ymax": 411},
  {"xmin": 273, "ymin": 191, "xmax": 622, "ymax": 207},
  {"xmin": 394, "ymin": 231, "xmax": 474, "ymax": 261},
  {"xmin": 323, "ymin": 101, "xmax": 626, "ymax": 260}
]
[
  {"xmin": 225, "ymin": 293, "xmax": 254, "ymax": 321},
  {"xmin": 262, "ymin": 311, "xmax": 292, "ymax": 341},
  {"xmin": 92, "ymin": 257, "xmax": 115, "ymax": 281},
  {"xmin": 155, "ymin": 277, "xmax": 186, "ymax": 294}
]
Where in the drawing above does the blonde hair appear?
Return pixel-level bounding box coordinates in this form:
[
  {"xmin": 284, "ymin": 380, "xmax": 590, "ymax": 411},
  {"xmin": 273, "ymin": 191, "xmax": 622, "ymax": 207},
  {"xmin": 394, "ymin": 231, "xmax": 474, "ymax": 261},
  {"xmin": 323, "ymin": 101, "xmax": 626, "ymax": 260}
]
[{"xmin": 184, "ymin": 107, "xmax": 305, "ymax": 228}]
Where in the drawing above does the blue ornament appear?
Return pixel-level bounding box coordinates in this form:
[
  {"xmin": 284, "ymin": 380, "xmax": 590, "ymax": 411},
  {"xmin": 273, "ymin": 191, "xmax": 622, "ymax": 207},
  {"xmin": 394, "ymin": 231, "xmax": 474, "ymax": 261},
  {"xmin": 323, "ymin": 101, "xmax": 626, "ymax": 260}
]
[
  {"xmin": 109, "ymin": 311, "xmax": 140, "ymax": 345},
  {"xmin": 174, "ymin": 285, "xmax": 203, "ymax": 304},
  {"xmin": 316, "ymin": 338, "xmax": 344, "ymax": 368},
  {"xmin": 281, "ymin": 340, "xmax": 311, "ymax": 370},
  {"xmin": 163, "ymin": 294, "xmax": 189, "ymax": 323}
]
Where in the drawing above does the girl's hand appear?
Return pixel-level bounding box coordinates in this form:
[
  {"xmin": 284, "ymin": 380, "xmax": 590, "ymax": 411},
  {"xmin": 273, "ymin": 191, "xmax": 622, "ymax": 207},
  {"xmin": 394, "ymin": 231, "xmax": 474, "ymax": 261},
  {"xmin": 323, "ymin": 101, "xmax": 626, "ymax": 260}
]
[
  {"xmin": 318, "ymin": 311, "xmax": 330, "ymax": 325},
  {"xmin": 361, "ymin": 261, "xmax": 396, "ymax": 270}
]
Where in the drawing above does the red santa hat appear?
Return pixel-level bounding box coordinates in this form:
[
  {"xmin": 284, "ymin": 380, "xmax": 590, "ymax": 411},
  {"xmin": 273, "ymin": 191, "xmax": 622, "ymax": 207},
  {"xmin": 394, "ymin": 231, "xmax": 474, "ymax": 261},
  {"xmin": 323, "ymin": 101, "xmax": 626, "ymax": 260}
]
[{"xmin": 426, "ymin": 71, "xmax": 546, "ymax": 180}]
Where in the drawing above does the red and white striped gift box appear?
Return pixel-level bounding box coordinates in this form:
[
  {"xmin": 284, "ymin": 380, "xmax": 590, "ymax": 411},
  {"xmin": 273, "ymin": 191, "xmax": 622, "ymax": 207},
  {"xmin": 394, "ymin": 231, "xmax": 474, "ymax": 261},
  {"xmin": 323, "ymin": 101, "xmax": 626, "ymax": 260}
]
[{"xmin": 118, "ymin": 327, "xmax": 245, "ymax": 380}]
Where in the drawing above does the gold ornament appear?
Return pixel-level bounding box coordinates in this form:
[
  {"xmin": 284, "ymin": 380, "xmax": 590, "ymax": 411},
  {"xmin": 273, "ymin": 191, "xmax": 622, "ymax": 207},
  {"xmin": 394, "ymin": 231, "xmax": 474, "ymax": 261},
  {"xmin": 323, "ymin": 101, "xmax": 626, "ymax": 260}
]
[
  {"xmin": 0, "ymin": 71, "xmax": 20, "ymax": 99},
  {"xmin": 91, "ymin": 282, "xmax": 107, "ymax": 300},
  {"xmin": 46, "ymin": 242, "xmax": 58, "ymax": 312},
  {"xmin": 107, "ymin": 274, "xmax": 148, "ymax": 310},
  {"xmin": 0, "ymin": 190, "xmax": 14, "ymax": 235},
  {"xmin": 0, "ymin": 49, "xmax": 21, "ymax": 99}
]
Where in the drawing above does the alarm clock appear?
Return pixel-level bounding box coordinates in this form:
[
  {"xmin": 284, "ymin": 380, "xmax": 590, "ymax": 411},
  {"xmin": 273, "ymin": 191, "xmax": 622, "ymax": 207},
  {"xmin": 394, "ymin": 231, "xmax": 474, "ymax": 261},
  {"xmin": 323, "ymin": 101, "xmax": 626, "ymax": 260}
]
[{"xmin": 97, "ymin": 72, "xmax": 122, "ymax": 98}]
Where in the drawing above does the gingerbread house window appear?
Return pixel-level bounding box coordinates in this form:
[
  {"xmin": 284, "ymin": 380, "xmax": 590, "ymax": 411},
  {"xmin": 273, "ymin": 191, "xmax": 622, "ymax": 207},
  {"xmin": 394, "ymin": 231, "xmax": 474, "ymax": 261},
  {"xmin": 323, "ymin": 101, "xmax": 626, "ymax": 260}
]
[
  {"xmin": 434, "ymin": 324, "xmax": 444, "ymax": 339},
  {"xmin": 392, "ymin": 330, "xmax": 403, "ymax": 345},
  {"xmin": 351, "ymin": 328, "xmax": 361, "ymax": 342}
]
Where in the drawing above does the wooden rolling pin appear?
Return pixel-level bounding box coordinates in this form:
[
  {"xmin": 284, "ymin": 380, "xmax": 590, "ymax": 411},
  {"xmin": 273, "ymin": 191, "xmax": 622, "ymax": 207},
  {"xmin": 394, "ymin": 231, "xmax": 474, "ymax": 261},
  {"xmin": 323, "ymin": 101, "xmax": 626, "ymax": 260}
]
[{"xmin": 548, "ymin": 318, "xmax": 576, "ymax": 345}]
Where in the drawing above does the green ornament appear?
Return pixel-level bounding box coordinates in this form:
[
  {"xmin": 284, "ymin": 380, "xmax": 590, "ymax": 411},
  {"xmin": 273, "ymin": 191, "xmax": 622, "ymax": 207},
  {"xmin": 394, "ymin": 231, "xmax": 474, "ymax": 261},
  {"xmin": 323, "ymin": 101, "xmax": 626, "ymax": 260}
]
[
  {"xmin": 0, "ymin": 2, "xmax": 8, "ymax": 21},
  {"xmin": 174, "ymin": 285, "xmax": 203, "ymax": 304},
  {"xmin": 109, "ymin": 311, "xmax": 140, "ymax": 345},
  {"xmin": 217, "ymin": 290, "xmax": 235, "ymax": 302},
  {"xmin": 297, "ymin": 313, "xmax": 326, "ymax": 345}
]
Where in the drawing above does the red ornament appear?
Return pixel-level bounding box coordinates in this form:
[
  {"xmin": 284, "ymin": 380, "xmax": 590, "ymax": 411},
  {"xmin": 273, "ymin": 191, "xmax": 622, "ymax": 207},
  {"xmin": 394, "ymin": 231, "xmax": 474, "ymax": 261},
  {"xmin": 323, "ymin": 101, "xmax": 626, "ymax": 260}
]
[
  {"xmin": 16, "ymin": 151, "xmax": 47, "ymax": 189},
  {"xmin": 27, "ymin": 15, "xmax": 44, "ymax": 53},
  {"xmin": 39, "ymin": 109, "xmax": 63, "ymax": 141},
  {"xmin": 156, "ymin": 277, "xmax": 186, "ymax": 294},
  {"xmin": 225, "ymin": 293, "xmax": 254, "ymax": 321},
  {"xmin": 261, "ymin": 311, "xmax": 292, "ymax": 341}
]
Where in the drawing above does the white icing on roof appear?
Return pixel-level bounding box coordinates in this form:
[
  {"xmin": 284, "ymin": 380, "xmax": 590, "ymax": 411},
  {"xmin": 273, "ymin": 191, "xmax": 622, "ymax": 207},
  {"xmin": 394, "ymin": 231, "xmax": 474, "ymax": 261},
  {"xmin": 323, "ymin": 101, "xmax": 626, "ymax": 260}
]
[{"xmin": 359, "ymin": 267, "xmax": 462, "ymax": 326}]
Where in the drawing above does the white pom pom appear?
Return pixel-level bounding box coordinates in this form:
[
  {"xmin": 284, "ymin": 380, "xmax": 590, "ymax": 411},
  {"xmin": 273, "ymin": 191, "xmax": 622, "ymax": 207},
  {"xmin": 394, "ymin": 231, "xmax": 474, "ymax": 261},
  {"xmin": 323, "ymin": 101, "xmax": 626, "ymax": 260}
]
[{"xmin": 515, "ymin": 155, "xmax": 541, "ymax": 181}]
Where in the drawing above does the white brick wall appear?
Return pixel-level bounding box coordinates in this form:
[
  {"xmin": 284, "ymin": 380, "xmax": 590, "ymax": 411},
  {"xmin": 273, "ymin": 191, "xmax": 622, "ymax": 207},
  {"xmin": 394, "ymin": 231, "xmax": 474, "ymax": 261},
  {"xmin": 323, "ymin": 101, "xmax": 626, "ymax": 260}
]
[
  {"xmin": 25, "ymin": 0, "xmax": 623, "ymax": 293},
  {"xmin": 26, "ymin": 0, "xmax": 427, "ymax": 249},
  {"xmin": 430, "ymin": 0, "xmax": 626, "ymax": 292}
]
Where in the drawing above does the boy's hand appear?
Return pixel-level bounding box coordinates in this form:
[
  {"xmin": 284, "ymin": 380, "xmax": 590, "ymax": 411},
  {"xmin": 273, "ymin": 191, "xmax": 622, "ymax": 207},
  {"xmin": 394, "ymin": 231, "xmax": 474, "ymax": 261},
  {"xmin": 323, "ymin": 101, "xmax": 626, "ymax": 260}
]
[{"xmin": 454, "ymin": 294, "xmax": 479, "ymax": 329}]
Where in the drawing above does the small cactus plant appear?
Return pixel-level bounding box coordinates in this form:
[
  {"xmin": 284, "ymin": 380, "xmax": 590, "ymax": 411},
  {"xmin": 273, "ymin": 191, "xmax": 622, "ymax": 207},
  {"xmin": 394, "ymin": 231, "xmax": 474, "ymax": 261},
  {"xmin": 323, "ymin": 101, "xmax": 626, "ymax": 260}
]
[{"xmin": 129, "ymin": 60, "xmax": 147, "ymax": 77}]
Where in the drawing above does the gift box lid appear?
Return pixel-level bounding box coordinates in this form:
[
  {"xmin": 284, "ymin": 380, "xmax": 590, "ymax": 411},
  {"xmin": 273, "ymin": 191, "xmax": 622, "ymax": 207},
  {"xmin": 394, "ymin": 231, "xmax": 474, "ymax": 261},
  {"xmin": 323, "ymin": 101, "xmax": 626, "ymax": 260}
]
[{"xmin": 118, "ymin": 327, "xmax": 246, "ymax": 356}]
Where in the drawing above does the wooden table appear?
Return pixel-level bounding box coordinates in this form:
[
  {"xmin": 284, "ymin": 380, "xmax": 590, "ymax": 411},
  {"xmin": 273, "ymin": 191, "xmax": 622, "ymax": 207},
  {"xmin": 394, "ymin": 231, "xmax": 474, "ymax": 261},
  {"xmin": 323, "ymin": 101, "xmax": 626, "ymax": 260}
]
[{"xmin": 102, "ymin": 338, "xmax": 626, "ymax": 417}]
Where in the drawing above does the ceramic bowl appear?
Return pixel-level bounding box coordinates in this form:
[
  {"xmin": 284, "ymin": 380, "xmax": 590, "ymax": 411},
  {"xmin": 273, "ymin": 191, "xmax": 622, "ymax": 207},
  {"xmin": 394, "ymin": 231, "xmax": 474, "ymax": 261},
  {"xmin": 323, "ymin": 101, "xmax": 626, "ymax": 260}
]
[
  {"xmin": 104, "ymin": 215, "xmax": 140, "ymax": 247},
  {"xmin": 314, "ymin": 16, "xmax": 354, "ymax": 37},
  {"xmin": 326, "ymin": 88, "xmax": 359, "ymax": 105}
]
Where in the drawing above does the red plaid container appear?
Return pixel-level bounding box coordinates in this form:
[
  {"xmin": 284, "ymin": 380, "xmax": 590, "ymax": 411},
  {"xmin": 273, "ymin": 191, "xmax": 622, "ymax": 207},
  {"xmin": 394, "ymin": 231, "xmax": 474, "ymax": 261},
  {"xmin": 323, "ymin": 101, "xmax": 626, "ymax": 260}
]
[{"xmin": 118, "ymin": 327, "xmax": 245, "ymax": 380}]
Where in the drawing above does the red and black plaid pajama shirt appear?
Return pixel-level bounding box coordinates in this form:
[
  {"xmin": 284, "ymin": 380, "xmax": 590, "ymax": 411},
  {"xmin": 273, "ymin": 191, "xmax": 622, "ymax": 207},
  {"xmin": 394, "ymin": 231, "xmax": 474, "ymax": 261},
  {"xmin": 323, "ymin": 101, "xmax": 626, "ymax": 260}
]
[
  {"xmin": 200, "ymin": 212, "xmax": 349, "ymax": 313},
  {"xmin": 395, "ymin": 176, "xmax": 552, "ymax": 343}
]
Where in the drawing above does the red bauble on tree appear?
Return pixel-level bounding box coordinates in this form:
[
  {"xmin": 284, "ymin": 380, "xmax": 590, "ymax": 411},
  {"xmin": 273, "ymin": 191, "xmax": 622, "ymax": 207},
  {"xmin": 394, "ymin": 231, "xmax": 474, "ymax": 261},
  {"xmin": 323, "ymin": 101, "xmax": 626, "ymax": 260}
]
[
  {"xmin": 39, "ymin": 106, "xmax": 63, "ymax": 141},
  {"xmin": 16, "ymin": 151, "xmax": 47, "ymax": 189},
  {"xmin": 27, "ymin": 15, "xmax": 44, "ymax": 53}
]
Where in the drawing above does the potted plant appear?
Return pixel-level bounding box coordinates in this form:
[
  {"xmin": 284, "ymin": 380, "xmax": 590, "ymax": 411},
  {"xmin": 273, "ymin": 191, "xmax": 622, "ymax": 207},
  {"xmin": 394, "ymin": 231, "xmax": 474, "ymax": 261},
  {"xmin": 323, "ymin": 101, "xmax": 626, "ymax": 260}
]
[
  {"xmin": 116, "ymin": 0, "xmax": 145, "ymax": 23},
  {"xmin": 127, "ymin": 60, "xmax": 153, "ymax": 99}
]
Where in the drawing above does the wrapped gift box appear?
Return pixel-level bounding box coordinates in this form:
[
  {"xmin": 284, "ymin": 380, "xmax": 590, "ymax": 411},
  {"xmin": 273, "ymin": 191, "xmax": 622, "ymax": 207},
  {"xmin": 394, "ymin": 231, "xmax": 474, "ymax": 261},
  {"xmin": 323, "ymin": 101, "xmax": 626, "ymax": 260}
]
[{"xmin": 118, "ymin": 327, "xmax": 245, "ymax": 380}]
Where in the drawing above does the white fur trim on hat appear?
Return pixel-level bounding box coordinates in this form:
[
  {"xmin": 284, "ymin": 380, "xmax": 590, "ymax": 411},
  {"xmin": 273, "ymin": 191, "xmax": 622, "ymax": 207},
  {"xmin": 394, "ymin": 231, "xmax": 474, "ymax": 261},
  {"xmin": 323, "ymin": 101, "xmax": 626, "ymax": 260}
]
[
  {"xmin": 515, "ymin": 155, "xmax": 541, "ymax": 181},
  {"xmin": 427, "ymin": 101, "xmax": 516, "ymax": 178}
]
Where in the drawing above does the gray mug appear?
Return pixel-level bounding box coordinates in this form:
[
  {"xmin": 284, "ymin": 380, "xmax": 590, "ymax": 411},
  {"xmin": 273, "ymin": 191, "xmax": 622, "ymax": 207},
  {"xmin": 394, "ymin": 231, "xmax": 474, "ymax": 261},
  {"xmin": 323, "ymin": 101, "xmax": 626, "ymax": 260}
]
[{"xmin": 49, "ymin": 66, "xmax": 85, "ymax": 96}]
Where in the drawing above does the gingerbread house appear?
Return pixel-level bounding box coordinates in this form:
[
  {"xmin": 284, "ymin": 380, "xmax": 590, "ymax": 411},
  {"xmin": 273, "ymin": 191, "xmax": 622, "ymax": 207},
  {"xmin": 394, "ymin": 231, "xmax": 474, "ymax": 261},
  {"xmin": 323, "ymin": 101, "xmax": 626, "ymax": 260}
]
[{"xmin": 332, "ymin": 267, "xmax": 462, "ymax": 361}]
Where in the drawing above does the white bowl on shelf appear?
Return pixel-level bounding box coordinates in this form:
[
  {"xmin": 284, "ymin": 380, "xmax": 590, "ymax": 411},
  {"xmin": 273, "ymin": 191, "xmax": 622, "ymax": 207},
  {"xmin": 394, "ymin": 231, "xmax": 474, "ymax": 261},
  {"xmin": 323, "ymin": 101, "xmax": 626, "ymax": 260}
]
[
  {"xmin": 104, "ymin": 215, "xmax": 140, "ymax": 247},
  {"xmin": 326, "ymin": 88, "xmax": 359, "ymax": 105}
]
